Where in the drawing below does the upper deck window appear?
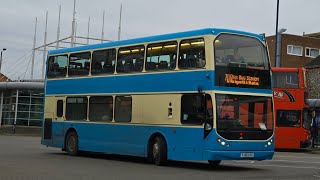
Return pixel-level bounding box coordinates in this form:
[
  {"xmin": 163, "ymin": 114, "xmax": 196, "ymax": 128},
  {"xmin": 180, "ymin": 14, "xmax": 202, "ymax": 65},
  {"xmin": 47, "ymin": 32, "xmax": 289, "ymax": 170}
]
[
  {"xmin": 272, "ymin": 72, "xmax": 299, "ymax": 88},
  {"xmin": 68, "ymin": 52, "xmax": 91, "ymax": 77},
  {"xmin": 47, "ymin": 55, "xmax": 68, "ymax": 78},
  {"xmin": 214, "ymin": 34, "xmax": 268, "ymax": 70},
  {"xmin": 92, "ymin": 49, "xmax": 116, "ymax": 75},
  {"xmin": 146, "ymin": 41, "xmax": 177, "ymax": 71},
  {"xmin": 178, "ymin": 38, "xmax": 205, "ymax": 69},
  {"xmin": 117, "ymin": 45, "xmax": 145, "ymax": 73}
]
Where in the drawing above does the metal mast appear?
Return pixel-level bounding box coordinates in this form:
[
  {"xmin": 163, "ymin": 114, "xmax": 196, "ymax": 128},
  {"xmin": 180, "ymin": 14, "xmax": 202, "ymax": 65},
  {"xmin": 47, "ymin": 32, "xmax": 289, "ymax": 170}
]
[
  {"xmin": 30, "ymin": 17, "xmax": 37, "ymax": 79},
  {"xmin": 87, "ymin": 17, "xmax": 90, "ymax": 44},
  {"xmin": 101, "ymin": 10, "xmax": 105, "ymax": 43},
  {"xmin": 56, "ymin": 5, "xmax": 61, "ymax": 49},
  {"xmin": 118, "ymin": 4, "xmax": 122, "ymax": 41},
  {"xmin": 70, "ymin": 0, "xmax": 76, "ymax": 47},
  {"xmin": 41, "ymin": 11, "xmax": 48, "ymax": 79}
]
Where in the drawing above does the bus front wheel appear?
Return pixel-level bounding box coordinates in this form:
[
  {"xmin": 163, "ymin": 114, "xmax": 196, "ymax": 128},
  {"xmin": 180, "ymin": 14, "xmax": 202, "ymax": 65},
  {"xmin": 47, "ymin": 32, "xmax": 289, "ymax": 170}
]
[
  {"xmin": 66, "ymin": 131, "xmax": 79, "ymax": 156},
  {"xmin": 152, "ymin": 136, "xmax": 167, "ymax": 166},
  {"xmin": 208, "ymin": 160, "xmax": 221, "ymax": 167}
]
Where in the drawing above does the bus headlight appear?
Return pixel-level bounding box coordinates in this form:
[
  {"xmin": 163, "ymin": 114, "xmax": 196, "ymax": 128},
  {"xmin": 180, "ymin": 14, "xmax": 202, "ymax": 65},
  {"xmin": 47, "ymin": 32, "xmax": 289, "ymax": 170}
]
[
  {"xmin": 267, "ymin": 142, "xmax": 272, "ymax": 146},
  {"xmin": 217, "ymin": 138, "xmax": 226, "ymax": 146}
]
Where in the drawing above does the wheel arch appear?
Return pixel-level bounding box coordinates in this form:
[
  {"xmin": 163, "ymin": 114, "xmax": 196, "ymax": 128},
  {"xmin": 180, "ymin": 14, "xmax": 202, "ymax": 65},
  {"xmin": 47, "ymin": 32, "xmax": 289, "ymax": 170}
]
[
  {"xmin": 64, "ymin": 127, "xmax": 78, "ymax": 149},
  {"xmin": 147, "ymin": 132, "xmax": 168, "ymax": 158}
]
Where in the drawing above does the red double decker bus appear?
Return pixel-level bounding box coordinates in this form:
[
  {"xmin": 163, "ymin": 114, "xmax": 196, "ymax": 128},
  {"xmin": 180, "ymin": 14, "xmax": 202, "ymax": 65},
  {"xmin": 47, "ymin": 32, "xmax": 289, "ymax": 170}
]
[{"xmin": 272, "ymin": 67, "xmax": 311, "ymax": 149}]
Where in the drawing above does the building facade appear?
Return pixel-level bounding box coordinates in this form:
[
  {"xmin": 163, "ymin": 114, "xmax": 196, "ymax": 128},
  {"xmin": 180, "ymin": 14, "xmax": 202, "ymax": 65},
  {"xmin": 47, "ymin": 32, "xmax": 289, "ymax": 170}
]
[
  {"xmin": 266, "ymin": 33, "xmax": 320, "ymax": 67},
  {"xmin": 0, "ymin": 81, "xmax": 44, "ymax": 128}
]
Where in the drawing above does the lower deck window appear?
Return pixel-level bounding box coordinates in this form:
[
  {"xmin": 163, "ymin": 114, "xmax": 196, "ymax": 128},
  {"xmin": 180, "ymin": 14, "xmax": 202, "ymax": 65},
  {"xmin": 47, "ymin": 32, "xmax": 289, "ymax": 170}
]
[
  {"xmin": 181, "ymin": 94, "xmax": 205, "ymax": 124},
  {"xmin": 89, "ymin": 96, "xmax": 113, "ymax": 121},
  {"xmin": 276, "ymin": 110, "xmax": 301, "ymax": 127},
  {"xmin": 66, "ymin": 97, "xmax": 88, "ymax": 121},
  {"xmin": 114, "ymin": 96, "xmax": 132, "ymax": 122}
]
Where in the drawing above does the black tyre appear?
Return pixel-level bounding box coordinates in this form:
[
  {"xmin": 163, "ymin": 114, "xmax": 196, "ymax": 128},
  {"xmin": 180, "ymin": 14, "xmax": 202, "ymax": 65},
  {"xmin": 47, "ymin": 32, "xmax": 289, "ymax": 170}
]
[
  {"xmin": 208, "ymin": 160, "xmax": 221, "ymax": 167},
  {"xmin": 65, "ymin": 131, "xmax": 79, "ymax": 156},
  {"xmin": 152, "ymin": 136, "xmax": 167, "ymax": 166}
]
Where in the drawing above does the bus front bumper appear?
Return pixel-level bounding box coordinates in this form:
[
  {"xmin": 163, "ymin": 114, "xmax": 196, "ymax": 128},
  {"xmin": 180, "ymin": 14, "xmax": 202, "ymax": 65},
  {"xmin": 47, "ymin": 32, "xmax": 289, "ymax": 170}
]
[{"xmin": 204, "ymin": 150, "xmax": 274, "ymax": 161}]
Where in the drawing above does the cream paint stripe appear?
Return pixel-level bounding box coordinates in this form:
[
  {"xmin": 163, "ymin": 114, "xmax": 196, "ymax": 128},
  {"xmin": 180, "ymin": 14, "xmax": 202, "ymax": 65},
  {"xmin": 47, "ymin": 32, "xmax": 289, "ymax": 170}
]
[
  {"xmin": 58, "ymin": 120, "xmax": 204, "ymax": 128},
  {"xmin": 46, "ymin": 91, "xmax": 272, "ymax": 97},
  {"xmin": 46, "ymin": 91, "xmax": 199, "ymax": 97}
]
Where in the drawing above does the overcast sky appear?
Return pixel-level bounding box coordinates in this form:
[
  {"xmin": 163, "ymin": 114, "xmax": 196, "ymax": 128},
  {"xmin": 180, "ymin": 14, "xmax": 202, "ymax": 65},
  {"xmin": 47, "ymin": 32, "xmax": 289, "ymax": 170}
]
[{"xmin": 0, "ymin": 0, "xmax": 319, "ymax": 80}]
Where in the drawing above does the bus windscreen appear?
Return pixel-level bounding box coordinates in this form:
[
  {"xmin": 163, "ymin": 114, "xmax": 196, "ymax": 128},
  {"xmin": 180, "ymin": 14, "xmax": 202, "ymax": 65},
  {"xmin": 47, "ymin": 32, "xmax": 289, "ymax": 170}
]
[{"xmin": 216, "ymin": 94, "xmax": 273, "ymax": 140}]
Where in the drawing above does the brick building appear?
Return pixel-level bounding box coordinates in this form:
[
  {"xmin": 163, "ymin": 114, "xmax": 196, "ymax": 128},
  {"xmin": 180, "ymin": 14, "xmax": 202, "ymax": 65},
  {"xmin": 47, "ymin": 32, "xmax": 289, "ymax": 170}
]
[
  {"xmin": 305, "ymin": 55, "xmax": 320, "ymax": 100},
  {"xmin": 266, "ymin": 33, "xmax": 320, "ymax": 67}
]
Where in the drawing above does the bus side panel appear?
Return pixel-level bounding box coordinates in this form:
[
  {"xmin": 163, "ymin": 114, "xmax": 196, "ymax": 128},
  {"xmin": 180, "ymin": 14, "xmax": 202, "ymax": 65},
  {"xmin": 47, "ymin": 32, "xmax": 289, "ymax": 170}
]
[
  {"xmin": 60, "ymin": 122, "xmax": 204, "ymax": 160},
  {"xmin": 42, "ymin": 122, "xmax": 65, "ymax": 148}
]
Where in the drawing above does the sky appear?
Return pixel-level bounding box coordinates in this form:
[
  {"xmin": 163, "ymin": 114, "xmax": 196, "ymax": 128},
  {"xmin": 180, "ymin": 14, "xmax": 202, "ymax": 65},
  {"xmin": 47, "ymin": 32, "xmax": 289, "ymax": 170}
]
[{"xmin": 0, "ymin": 0, "xmax": 319, "ymax": 80}]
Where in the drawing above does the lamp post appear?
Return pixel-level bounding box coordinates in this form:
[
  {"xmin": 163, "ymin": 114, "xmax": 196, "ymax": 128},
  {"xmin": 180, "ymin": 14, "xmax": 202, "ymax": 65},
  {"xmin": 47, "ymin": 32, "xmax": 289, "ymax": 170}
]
[
  {"xmin": 0, "ymin": 48, "xmax": 7, "ymax": 74},
  {"xmin": 274, "ymin": 0, "xmax": 280, "ymax": 67}
]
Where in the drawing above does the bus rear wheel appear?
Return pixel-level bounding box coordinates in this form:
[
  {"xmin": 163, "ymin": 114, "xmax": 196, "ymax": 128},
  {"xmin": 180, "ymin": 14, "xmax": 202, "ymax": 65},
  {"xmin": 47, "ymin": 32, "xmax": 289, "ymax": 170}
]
[
  {"xmin": 208, "ymin": 160, "xmax": 221, "ymax": 167},
  {"xmin": 152, "ymin": 136, "xmax": 167, "ymax": 166},
  {"xmin": 66, "ymin": 131, "xmax": 79, "ymax": 156}
]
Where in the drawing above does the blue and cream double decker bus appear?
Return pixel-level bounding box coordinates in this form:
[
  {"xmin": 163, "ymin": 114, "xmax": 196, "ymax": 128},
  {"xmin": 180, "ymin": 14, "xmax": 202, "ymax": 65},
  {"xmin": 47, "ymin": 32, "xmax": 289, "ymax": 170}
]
[{"xmin": 42, "ymin": 28, "xmax": 274, "ymax": 166}]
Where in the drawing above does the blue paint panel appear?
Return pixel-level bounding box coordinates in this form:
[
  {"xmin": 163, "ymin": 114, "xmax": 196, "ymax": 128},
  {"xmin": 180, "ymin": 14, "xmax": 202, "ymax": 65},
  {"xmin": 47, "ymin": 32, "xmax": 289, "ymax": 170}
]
[
  {"xmin": 46, "ymin": 71, "xmax": 215, "ymax": 95},
  {"xmin": 48, "ymin": 28, "xmax": 264, "ymax": 55},
  {"xmin": 46, "ymin": 71, "xmax": 271, "ymax": 95},
  {"xmin": 41, "ymin": 122, "xmax": 274, "ymax": 161}
]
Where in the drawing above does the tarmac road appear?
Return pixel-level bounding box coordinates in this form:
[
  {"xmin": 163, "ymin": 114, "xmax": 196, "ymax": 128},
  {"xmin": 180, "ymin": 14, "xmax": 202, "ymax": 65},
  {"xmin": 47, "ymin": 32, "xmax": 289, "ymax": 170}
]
[{"xmin": 0, "ymin": 135, "xmax": 319, "ymax": 180}]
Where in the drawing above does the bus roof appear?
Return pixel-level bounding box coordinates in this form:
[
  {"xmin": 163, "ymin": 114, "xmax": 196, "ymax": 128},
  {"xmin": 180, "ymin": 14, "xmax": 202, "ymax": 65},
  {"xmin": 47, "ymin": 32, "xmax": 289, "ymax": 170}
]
[{"xmin": 48, "ymin": 28, "xmax": 265, "ymax": 55}]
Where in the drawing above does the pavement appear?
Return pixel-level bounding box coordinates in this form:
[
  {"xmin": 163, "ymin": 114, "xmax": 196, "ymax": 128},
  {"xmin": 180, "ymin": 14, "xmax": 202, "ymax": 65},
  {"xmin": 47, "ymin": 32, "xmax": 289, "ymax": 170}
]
[
  {"xmin": 0, "ymin": 125, "xmax": 41, "ymax": 136},
  {"xmin": 0, "ymin": 135, "xmax": 320, "ymax": 180}
]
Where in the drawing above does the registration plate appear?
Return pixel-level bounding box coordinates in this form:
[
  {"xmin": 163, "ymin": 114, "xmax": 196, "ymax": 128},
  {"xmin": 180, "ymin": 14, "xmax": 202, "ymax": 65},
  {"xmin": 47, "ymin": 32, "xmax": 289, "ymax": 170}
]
[{"xmin": 240, "ymin": 153, "xmax": 254, "ymax": 158}]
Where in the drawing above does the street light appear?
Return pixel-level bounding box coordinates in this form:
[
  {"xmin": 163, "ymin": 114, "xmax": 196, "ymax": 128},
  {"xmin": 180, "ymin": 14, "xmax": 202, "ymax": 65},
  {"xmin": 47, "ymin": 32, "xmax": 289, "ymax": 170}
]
[{"xmin": 0, "ymin": 48, "xmax": 7, "ymax": 74}]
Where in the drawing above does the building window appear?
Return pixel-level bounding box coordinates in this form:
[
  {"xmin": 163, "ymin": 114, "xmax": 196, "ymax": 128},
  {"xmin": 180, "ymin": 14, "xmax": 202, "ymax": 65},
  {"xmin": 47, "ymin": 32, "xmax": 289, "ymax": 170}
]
[
  {"xmin": 68, "ymin": 52, "xmax": 91, "ymax": 77},
  {"xmin": 66, "ymin": 97, "xmax": 88, "ymax": 121},
  {"xmin": 181, "ymin": 94, "xmax": 205, "ymax": 125},
  {"xmin": 117, "ymin": 46, "xmax": 145, "ymax": 73},
  {"xmin": 89, "ymin": 96, "xmax": 113, "ymax": 122},
  {"xmin": 179, "ymin": 38, "xmax": 205, "ymax": 69},
  {"xmin": 114, "ymin": 96, "xmax": 132, "ymax": 122},
  {"xmin": 305, "ymin": 47, "xmax": 320, "ymax": 58},
  {"xmin": 91, "ymin": 49, "xmax": 116, "ymax": 75},
  {"xmin": 57, "ymin": 100, "xmax": 63, "ymax": 117},
  {"xmin": 287, "ymin": 45, "xmax": 303, "ymax": 56},
  {"xmin": 146, "ymin": 41, "xmax": 177, "ymax": 71}
]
